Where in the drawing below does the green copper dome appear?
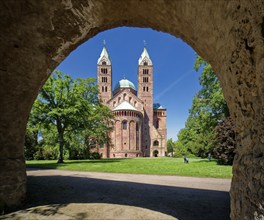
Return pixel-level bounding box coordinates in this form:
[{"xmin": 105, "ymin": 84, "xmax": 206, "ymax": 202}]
[{"xmin": 114, "ymin": 79, "xmax": 136, "ymax": 92}]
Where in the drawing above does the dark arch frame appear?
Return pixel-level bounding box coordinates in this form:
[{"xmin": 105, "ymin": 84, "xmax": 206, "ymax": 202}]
[{"xmin": 0, "ymin": 1, "xmax": 263, "ymax": 219}]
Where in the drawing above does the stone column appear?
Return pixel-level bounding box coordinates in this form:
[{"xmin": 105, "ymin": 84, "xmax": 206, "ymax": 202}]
[{"xmin": 0, "ymin": 87, "xmax": 32, "ymax": 211}]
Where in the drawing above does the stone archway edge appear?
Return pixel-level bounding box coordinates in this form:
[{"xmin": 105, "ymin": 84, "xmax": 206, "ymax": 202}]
[{"xmin": 0, "ymin": 1, "xmax": 263, "ymax": 219}]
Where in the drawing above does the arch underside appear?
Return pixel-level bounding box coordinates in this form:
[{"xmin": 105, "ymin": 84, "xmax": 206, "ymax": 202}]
[{"xmin": 0, "ymin": 0, "xmax": 263, "ymax": 219}]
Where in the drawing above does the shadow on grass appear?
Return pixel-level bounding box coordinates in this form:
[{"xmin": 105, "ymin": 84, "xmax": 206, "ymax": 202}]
[
  {"xmin": 6, "ymin": 173, "xmax": 230, "ymax": 220},
  {"xmin": 193, "ymin": 159, "xmax": 233, "ymax": 166},
  {"xmin": 26, "ymin": 159, "xmax": 124, "ymax": 169}
]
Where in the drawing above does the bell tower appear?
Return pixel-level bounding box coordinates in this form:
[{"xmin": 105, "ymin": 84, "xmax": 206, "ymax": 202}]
[
  {"xmin": 97, "ymin": 44, "xmax": 112, "ymax": 103},
  {"xmin": 138, "ymin": 46, "xmax": 153, "ymax": 156}
]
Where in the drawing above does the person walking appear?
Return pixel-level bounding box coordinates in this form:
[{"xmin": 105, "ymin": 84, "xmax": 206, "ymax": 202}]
[
  {"xmin": 208, "ymin": 153, "xmax": 211, "ymax": 161},
  {"xmin": 183, "ymin": 155, "xmax": 189, "ymax": 163}
]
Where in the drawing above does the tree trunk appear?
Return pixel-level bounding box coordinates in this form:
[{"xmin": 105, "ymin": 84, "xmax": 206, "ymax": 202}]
[{"xmin": 57, "ymin": 122, "xmax": 64, "ymax": 163}]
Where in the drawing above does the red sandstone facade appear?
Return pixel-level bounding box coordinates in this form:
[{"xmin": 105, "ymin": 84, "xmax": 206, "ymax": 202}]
[{"xmin": 97, "ymin": 46, "xmax": 167, "ymax": 158}]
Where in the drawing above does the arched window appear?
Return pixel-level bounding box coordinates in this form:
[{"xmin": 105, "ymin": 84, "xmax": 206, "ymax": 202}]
[
  {"xmin": 122, "ymin": 121, "xmax": 127, "ymax": 130},
  {"xmin": 123, "ymin": 93, "xmax": 126, "ymax": 100},
  {"xmin": 144, "ymin": 61, "xmax": 148, "ymax": 66},
  {"xmin": 143, "ymin": 69, "xmax": 149, "ymax": 74},
  {"xmin": 102, "ymin": 61, "xmax": 106, "ymax": 65},
  {"xmin": 113, "ymin": 101, "xmax": 116, "ymax": 107},
  {"xmin": 102, "ymin": 86, "xmax": 104, "ymax": 92},
  {"xmin": 101, "ymin": 68, "xmax": 107, "ymax": 73},
  {"xmin": 155, "ymin": 120, "xmax": 159, "ymax": 128},
  {"xmin": 102, "ymin": 77, "xmax": 107, "ymax": 82},
  {"xmin": 153, "ymin": 140, "xmax": 159, "ymax": 146},
  {"xmin": 105, "ymin": 86, "xmax": 107, "ymax": 92}
]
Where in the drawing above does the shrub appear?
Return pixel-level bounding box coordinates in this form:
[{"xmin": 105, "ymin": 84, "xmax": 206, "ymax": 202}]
[
  {"xmin": 213, "ymin": 117, "xmax": 236, "ymax": 165},
  {"xmin": 89, "ymin": 152, "xmax": 101, "ymax": 160},
  {"xmin": 34, "ymin": 145, "xmax": 58, "ymax": 160}
]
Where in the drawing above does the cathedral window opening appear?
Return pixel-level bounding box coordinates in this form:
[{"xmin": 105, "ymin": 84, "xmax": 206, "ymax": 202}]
[
  {"xmin": 102, "ymin": 61, "xmax": 106, "ymax": 65},
  {"xmin": 146, "ymin": 87, "xmax": 149, "ymax": 92},
  {"xmin": 123, "ymin": 93, "xmax": 126, "ymax": 100},
  {"xmin": 129, "ymin": 97, "xmax": 132, "ymax": 103},
  {"xmin": 122, "ymin": 121, "xmax": 127, "ymax": 130},
  {"xmin": 113, "ymin": 101, "xmax": 116, "ymax": 107},
  {"xmin": 101, "ymin": 68, "xmax": 108, "ymax": 74},
  {"xmin": 153, "ymin": 150, "xmax": 159, "ymax": 157},
  {"xmin": 118, "ymin": 97, "xmax": 121, "ymax": 103},
  {"xmin": 144, "ymin": 61, "xmax": 148, "ymax": 66},
  {"xmin": 105, "ymin": 86, "xmax": 107, "ymax": 92},
  {"xmin": 145, "ymin": 145, "xmax": 148, "ymax": 149},
  {"xmin": 156, "ymin": 120, "xmax": 159, "ymax": 128},
  {"xmin": 134, "ymin": 101, "xmax": 137, "ymax": 107},
  {"xmin": 143, "ymin": 77, "xmax": 148, "ymax": 83},
  {"xmin": 143, "ymin": 69, "xmax": 149, "ymax": 74},
  {"xmin": 113, "ymin": 154, "xmax": 115, "ymax": 158},
  {"xmin": 143, "ymin": 87, "xmax": 145, "ymax": 92},
  {"xmin": 153, "ymin": 140, "xmax": 159, "ymax": 146},
  {"xmin": 124, "ymin": 111, "xmax": 127, "ymax": 116},
  {"xmin": 102, "ymin": 86, "xmax": 104, "ymax": 92},
  {"xmin": 102, "ymin": 77, "xmax": 107, "ymax": 82},
  {"xmin": 125, "ymin": 153, "xmax": 127, "ymax": 157},
  {"xmin": 136, "ymin": 123, "xmax": 139, "ymax": 131}
]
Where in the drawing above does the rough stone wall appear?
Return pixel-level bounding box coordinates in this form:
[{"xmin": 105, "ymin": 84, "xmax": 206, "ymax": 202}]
[{"xmin": 0, "ymin": 0, "xmax": 263, "ymax": 218}]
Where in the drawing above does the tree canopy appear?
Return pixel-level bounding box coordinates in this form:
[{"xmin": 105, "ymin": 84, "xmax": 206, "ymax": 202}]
[
  {"xmin": 176, "ymin": 56, "xmax": 229, "ymax": 157},
  {"xmin": 28, "ymin": 70, "xmax": 114, "ymax": 162}
]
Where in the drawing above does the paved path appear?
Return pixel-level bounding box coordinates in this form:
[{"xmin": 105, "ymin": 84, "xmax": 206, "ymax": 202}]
[{"xmin": 4, "ymin": 169, "xmax": 231, "ymax": 220}]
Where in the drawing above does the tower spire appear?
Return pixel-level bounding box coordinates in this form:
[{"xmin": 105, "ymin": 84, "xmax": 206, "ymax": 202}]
[
  {"xmin": 97, "ymin": 43, "xmax": 111, "ymax": 65},
  {"xmin": 138, "ymin": 43, "xmax": 152, "ymax": 65}
]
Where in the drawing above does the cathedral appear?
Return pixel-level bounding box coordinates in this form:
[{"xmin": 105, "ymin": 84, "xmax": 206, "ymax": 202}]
[{"xmin": 97, "ymin": 45, "xmax": 167, "ymax": 158}]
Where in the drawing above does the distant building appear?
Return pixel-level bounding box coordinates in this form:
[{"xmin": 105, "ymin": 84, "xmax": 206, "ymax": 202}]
[{"xmin": 97, "ymin": 45, "xmax": 167, "ymax": 158}]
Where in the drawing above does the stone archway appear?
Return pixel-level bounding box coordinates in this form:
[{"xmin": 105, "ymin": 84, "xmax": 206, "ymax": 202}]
[{"xmin": 0, "ymin": 1, "xmax": 263, "ymax": 219}]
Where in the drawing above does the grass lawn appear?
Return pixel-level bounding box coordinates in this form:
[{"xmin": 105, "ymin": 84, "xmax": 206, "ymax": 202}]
[{"xmin": 26, "ymin": 157, "xmax": 232, "ymax": 178}]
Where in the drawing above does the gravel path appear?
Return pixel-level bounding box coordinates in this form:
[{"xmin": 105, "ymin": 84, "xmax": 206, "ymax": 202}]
[{"xmin": 3, "ymin": 169, "xmax": 231, "ymax": 220}]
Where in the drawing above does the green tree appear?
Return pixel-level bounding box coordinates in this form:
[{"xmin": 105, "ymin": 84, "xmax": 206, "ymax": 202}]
[
  {"xmin": 167, "ymin": 138, "xmax": 175, "ymax": 156},
  {"xmin": 24, "ymin": 128, "xmax": 38, "ymax": 160},
  {"xmin": 24, "ymin": 108, "xmax": 40, "ymax": 160},
  {"xmin": 30, "ymin": 70, "xmax": 113, "ymax": 163},
  {"xmin": 176, "ymin": 56, "xmax": 229, "ymax": 157}
]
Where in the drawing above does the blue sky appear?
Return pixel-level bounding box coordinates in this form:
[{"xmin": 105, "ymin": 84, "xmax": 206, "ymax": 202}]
[{"xmin": 56, "ymin": 27, "xmax": 202, "ymax": 141}]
